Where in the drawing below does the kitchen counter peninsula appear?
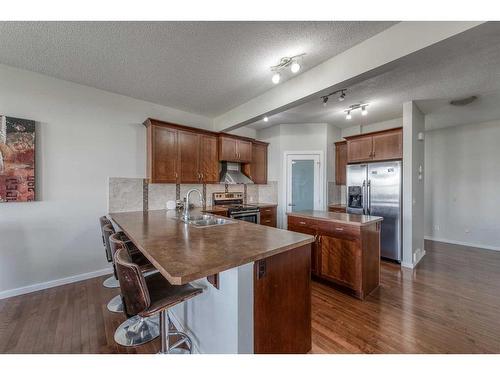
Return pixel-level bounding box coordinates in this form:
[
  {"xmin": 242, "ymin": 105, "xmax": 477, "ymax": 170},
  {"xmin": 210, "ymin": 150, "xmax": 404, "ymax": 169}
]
[{"xmin": 109, "ymin": 209, "xmax": 314, "ymax": 354}]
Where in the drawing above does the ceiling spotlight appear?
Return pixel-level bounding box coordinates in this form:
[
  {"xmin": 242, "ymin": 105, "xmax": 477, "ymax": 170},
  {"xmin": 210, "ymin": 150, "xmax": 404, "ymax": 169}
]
[
  {"xmin": 272, "ymin": 72, "xmax": 281, "ymax": 84},
  {"xmin": 346, "ymin": 111, "xmax": 352, "ymax": 120},
  {"xmin": 361, "ymin": 105, "xmax": 368, "ymax": 116},
  {"xmin": 291, "ymin": 61, "xmax": 301, "ymax": 74},
  {"xmin": 263, "ymin": 116, "xmax": 269, "ymax": 122},
  {"xmin": 322, "ymin": 96, "xmax": 329, "ymax": 107},
  {"xmin": 338, "ymin": 91, "xmax": 346, "ymax": 102}
]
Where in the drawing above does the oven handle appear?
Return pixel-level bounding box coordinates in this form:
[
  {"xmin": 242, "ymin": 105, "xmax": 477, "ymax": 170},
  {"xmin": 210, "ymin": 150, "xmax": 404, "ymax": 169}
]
[{"xmin": 230, "ymin": 212, "xmax": 260, "ymax": 218}]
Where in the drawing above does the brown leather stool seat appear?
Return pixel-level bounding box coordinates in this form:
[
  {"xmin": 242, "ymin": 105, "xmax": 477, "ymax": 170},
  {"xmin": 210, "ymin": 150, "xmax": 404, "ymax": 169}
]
[
  {"xmin": 109, "ymin": 231, "xmax": 156, "ymax": 274},
  {"xmin": 114, "ymin": 248, "xmax": 203, "ymax": 353},
  {"xmin": 99, "ymin": 216, "xmax": 119, "ymax": 288}
]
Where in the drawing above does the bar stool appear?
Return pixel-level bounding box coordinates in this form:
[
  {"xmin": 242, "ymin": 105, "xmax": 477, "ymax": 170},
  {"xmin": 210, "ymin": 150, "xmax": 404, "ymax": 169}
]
[
  {"xmin": 99, "ymin": 216, "xmax": 119, "ymax": 289},
  {"xmin": 114, "ymin": 247, "xmax": 203, "ymax": 353},
  {"xmin": 102, "ymin": 224, "xmax": 124, "ymax": 313},
  {"xmin": 108, "ymin": 231, "xmax": 160, "ymax": 342}
]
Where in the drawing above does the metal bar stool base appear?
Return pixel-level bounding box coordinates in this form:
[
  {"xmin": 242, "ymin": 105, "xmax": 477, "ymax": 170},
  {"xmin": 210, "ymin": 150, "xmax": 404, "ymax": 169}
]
[
  {"xmin": 158, "ymin": 310, "xmax": 193, "ymax": 354},
  {"xmin": 103, "ymin": 275, "xmax": 120, "ymax": 288},
  {"xmin": 107, "ymin": 295, "xmax": 124, "ymax": 313},
  {"xmin": 114, "ymin": 315, "xmax": 160, "ymax": 347}
]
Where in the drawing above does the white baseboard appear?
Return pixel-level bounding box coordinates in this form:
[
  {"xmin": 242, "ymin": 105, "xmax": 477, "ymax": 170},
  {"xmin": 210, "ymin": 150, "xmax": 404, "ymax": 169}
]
[
  {"xmin": 168, "ymin": 311, "xmax": 202, "ymax": 354},
  {"xmin": 425, "ymin": 236, "xmax": 500, "ymax": 252},
  {"xmin": 0, "ymin": 267, "xmax": 113, "ymax": 300}
]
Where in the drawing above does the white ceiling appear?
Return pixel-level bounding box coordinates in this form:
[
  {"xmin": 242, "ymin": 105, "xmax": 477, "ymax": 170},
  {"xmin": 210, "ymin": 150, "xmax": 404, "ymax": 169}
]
[
  {"xmin": 0, "ymin": 21, "xmax": 395, "ymax": 117},
  {"xmin": 248, "ymin": 22, "xmax": 500, "ymax": 131}
]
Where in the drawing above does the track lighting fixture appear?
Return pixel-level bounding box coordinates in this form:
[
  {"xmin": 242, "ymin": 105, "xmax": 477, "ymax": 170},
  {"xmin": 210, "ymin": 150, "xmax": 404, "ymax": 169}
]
[
  {"xmin": 344, "ymin": 103, "xmax": 369, "ymax": 120},
  {"xmin": 320, "ymin": 89, "xmax": 347, "ymax": 106},
  {"xmin": 270, "ymin": 53, "xmax": 305, "ymax": 84}
]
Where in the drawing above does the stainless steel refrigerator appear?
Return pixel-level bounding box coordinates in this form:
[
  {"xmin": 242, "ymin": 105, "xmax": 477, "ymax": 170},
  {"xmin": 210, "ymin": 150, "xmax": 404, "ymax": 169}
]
[{"xmin": 346, "ymin": 161, "xmax": 402, "ymax": 262}]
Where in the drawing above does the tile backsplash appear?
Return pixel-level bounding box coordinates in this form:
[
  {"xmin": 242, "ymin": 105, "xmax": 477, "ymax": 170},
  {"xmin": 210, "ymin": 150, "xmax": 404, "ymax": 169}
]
[{"xmin": 108, "ymin": 177, "xmax": 278, "ymax": 213}]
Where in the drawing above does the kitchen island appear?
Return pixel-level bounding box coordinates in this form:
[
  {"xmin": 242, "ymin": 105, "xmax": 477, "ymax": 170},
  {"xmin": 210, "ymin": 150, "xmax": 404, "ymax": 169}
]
[
  {"xmin": 287, "ymin": 210, "xmax": 383, "ymax": 300},
  {"xmin": 109, "ymin": 209, "xmax": 314, "ymax": 354}
]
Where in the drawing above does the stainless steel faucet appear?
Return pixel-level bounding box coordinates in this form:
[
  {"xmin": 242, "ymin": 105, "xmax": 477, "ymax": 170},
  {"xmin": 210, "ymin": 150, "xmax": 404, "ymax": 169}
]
[{"xmin": 183, "ymin": 188, "xmax": 203, "ymax": 221}]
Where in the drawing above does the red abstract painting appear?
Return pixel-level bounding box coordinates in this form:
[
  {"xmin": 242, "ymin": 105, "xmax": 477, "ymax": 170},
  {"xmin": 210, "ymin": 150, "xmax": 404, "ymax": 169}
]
[{"xmin": 0, "ymin": 116, "xmax": 36, "ymax": 202}]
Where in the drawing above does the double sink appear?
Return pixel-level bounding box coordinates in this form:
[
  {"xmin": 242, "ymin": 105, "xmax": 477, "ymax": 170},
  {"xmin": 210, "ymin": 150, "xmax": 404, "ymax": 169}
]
[{"xmin": 177, "ymin": 214, "xmax": 235, "ymax": 227}]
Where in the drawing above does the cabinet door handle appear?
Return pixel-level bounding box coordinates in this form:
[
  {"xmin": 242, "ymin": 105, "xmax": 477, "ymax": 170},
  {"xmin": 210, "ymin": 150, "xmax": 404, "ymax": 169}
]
[
  {"xmin": 335, "ymin": 227, "xmax": 344, "ymax": 231},
  {"xmin": 299, "ymin": 221, "xmax": 306, "ymax": 225},
  {"xmin": 265, "ymin": 209, "xmax": 271, "ymax": 212}
]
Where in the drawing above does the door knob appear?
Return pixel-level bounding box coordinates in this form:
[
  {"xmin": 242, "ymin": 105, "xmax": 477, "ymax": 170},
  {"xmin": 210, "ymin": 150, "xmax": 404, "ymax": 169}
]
[{"xmin": 288, "ymin": 203, "xmax": 296, "ymax": 206}]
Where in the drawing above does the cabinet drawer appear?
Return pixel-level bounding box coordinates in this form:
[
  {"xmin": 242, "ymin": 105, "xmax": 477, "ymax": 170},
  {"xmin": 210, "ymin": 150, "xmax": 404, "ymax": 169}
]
[
  {"xmin": 261, "ymin": 217, "xmax": 277, "ymax": 227},
  {"xmin": 317, "ymin": 221, "xmax": 360, "ymax": 241},
  {"xmin": 260, "ymin": 206, "xmax": 276, "ymax": 218},
  {"xmin": 287, "ymin": 216, "xmax": 318, "ymax": 230}
]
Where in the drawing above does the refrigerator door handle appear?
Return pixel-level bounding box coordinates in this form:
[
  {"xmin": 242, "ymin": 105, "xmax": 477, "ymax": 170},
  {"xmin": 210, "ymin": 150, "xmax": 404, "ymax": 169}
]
[
  {"xmin": 367, "ymin": 179, "xmax": 371, "ymax": 215},
  {"xmin": 362, "ymin": 180, "xmax": 367, "ymax": 215}
]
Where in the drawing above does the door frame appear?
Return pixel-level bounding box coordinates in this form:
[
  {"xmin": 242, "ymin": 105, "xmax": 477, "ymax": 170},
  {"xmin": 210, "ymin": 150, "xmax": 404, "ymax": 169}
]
[{"xmin": 282, "ymin": 151, "xmax": 325, "ymax": 228}]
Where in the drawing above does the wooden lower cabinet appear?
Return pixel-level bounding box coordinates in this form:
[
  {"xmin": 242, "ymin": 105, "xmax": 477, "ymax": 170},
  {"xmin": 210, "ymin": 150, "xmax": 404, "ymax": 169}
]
[
  {"xmin": 287, "ymin": 216, "xmax": 380, "ymax": 299},
  {"xmin": 320, "ymin": 235, "xmax": 360, "ymax": 291},
  {"xmin": 253, "ymin": 244, "xmax": 311, "ymax": 353},
  {"xmin": 259, "ymin": 206, "xmax": 277, "ymax": 227}
]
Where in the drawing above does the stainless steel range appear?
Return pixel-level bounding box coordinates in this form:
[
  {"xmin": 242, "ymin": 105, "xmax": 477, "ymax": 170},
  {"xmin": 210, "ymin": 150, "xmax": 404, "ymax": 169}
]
[{"xmin": 213, "ymin": 192, "xmax": 260, "ymax": 224}]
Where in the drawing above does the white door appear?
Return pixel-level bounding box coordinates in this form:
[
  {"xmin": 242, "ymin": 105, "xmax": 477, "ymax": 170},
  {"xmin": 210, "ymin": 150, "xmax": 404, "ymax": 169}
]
[{"xmin": 285, "ymin": 153, "xmax": 323, "ymax": 216}]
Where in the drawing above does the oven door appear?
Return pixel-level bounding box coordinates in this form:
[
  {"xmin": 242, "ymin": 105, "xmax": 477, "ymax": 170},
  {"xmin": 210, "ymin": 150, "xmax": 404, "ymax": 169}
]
[{"xmin": 230, "ymin": 211, "xmax": 260, "ymax": 224}]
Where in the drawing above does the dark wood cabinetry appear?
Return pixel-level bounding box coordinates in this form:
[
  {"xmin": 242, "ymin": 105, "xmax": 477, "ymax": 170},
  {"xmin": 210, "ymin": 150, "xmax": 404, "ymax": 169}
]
[
  {"xmin": 145, "ymin": 119, "xmax": 219, "ymax": 184},
  {"xmin": 218, "ymin": 135, "xmax": 253, "ymax": 163},
  {"xmin": 328, "ymin": 204, "xmax": 346, "ymax": 213},
  {"xmin": 242, "ymin": 141, "xmax": 268, "ymax": 184},
  {"xmin": 259, "ymin": 206, "xmax": 277, "ymax": 228},
  {"xmin": 145, "ymin": 118, "xmax": 268, "ymax": 185},
  {"xmin": 147, "ymin": 125, "xmax": 178, "ymax": 183},
  {"xmin": 287, "ymin": 214, "xmax": 381, "ymax": 300},
  {"xmin": 346, "ymin": 128, "xmax": 403, "ymax": 164},
  {"xmin": 334, "ymin": 141, "xmax": 347, "ymax": 185}
]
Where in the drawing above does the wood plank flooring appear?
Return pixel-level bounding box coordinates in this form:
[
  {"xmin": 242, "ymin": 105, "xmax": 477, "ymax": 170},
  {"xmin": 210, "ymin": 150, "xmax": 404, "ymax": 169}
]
[{"xmin": 1, "ymin": 240, "xmax": 499, "ymax": 354}]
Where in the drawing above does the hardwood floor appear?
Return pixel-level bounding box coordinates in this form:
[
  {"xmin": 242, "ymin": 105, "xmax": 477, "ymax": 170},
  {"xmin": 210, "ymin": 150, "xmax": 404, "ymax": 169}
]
[
  {"xmin": 311, "ymin": 240, "xmax": 500, "ymax": 353},
  {"xmin": 1, "ymin": 240, "xmax": 499, "ymax": 354}
]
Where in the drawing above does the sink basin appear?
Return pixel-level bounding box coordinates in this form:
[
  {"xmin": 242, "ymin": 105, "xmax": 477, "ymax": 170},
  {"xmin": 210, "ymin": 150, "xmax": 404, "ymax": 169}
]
[
  {"xmin": 190, "ymin": 218, "xmax": 234, "ymax": 227},
  {"xmin": 176, "ymin": 214, "xmax": 235, "ymax": 227}
]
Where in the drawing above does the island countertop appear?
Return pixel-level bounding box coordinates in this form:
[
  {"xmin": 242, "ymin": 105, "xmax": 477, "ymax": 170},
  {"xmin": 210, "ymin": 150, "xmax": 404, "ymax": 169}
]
[
  {"xmin": 287, "ymin": 210, "xmax": 383, "ymax": 226},
  {"xmin": 109, "ymin": 209, "xmax": 314, "ymax": 285}
]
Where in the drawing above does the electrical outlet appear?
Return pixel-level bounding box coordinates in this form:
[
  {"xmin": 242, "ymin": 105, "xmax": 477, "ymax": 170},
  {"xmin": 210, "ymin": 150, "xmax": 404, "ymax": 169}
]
[
  {"xmin": 434, "ymin": 225, "xmax": 440, "ymax": 231},
  {"xmin": 465, "ymin": 228, "xmax": 470, "ymax": 234}
]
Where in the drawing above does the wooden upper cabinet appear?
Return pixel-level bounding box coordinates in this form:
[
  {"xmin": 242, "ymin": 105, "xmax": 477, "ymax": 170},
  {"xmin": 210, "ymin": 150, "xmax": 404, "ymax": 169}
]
[
  {"xmin": 237, "ymin": 140, "xmax": 253, "ymax": 163},
  {"xmin": 335, "ymin": 141, "xmax": 347, "ymax": 185},
  {"xmin": 148, "ymin": 125, "xmax": 178, "ymax": 183},
  {"xmin": 347, "ymin": 136, "xmax": 373, "ymax": 163},
  {"xmin": 218, "ymin": 135, "xmax": 253, "ymax": 163},
  {"xmin": 178, "ymin": 130, "xmax": 200, "ymax": 183},
  {"xmin": 219, "ymin": 136, "xmax": 238, "ymax": 162},
  {"xmin": 372, "ymin": 129, "xmax": 403, "ymax": 161},
  {"xmin": 243, "ymin": 142, "xmax": 268, "ymax": 184},
  {"xmin": 199, "ymin": 134, "xmax": 219, "ymax": 183},
  {"xmin": 346, "ymin": 128, "xmax": 402, "ymax": 164}
]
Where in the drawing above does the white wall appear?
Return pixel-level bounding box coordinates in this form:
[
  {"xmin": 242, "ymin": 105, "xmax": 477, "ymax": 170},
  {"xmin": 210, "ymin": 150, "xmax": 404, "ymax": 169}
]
[
  {"xmin": 424, "ymin": 119, "xmax": 500, "ymax": 251},
  {"xmin": 0, "ymin": 64, "xmax": 212, "ymax": 298},
  {"xmin": 402, "ymin": 102, "xmax": 425, "ymax": 268}
]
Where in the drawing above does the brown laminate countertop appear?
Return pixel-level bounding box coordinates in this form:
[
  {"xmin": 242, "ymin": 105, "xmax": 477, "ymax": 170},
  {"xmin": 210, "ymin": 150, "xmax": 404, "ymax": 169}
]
[
  {"xmin": 109, "ymin": 209, "xmax": 313, "ymax": 285},
  {"xmin": 287, "ymin": 210, "xmax": 383, "ymax": 226}
]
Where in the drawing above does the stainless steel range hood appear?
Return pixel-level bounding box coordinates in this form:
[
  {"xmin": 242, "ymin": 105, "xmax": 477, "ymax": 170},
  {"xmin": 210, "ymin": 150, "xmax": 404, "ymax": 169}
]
[{"xmin": 219, "ymin": 162, "xmax": 254, "ymax": 184}]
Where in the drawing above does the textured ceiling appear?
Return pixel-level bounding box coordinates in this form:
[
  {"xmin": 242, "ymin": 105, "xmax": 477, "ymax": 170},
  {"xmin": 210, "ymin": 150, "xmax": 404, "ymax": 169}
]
[
  {"xmin": 0, "ymin": 21, "xmax": 395, "ymax": 117},
  {"xmin": 248, "ymin": 22, "xmax": 500, "ymax": 130}
]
